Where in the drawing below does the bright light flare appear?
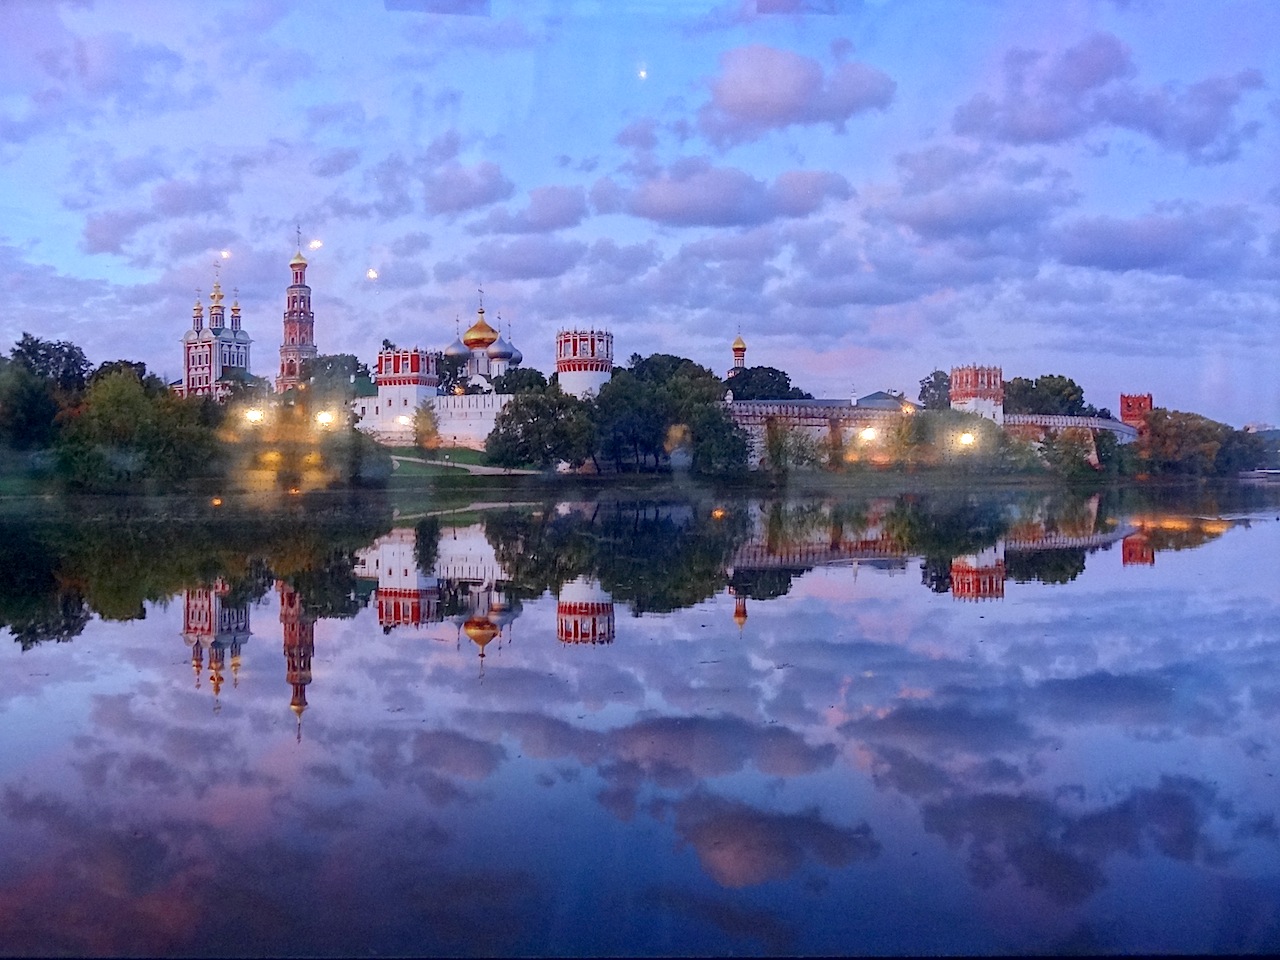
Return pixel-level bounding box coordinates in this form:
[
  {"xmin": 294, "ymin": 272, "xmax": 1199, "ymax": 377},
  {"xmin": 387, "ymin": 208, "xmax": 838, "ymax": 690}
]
[
  {"xmin": 244, "ymin": 408, "xmax": 264, "ymax": 423},
  {"xmin": 396, "ymin": 415, "xmax": 411, "ymax": 426},
  {"xmin": 638, "ymin": 66, "xmax": 648, "ymax": 80},
  {"xmin": 219, "ymin": 249, "xmax": 231, "ymax": 259},
  {"xmin": 959, "ymin": 432, "xmax": 975, "ymax": 446},
  {"xmin": 308, "ymin": 239, "xmax": 323, "ymax": 250},
  {"xmin": 711, "ymin": 507, "xmax": 726, "ymax": 520},
  {"xmin": 315, "ymin": 411, "xmax": 335, "ymax": 426},
  {"xmin": 366, "ymin": 268, "xmax": 379, "ymax": 281},
  {"xmin": 859, "ymin": 427, "xmax": 878, "ymax": 442}
]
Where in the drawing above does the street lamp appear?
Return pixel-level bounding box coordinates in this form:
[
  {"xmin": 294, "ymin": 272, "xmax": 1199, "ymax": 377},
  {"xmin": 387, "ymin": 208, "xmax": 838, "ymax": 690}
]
[
  {"xmin": 245, "ymin": 408, "xmax": 264, "ymax": 424},
  {"xmin": 859, "ymin": 427, "xmax": 878, "ymax": 442},
  {"xmin": 959, "ymin": 432, "xmax": 975, "ymax": 446},
  {"xmin": 315, "ymin": 411, "xmax": 335, "ymax": 427}
]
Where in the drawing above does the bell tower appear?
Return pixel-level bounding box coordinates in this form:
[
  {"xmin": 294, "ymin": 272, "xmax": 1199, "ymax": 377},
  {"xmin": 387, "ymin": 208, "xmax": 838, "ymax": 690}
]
[{"xmin": 276, "ymin": 230, "xmax": 318, "ymax": 393}]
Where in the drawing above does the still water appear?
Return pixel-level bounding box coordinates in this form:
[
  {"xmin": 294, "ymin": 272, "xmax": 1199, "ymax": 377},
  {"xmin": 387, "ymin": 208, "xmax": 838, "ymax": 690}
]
[{"xmin": 2, "ymin": 485, "xmax": 1279, "ymax": 956}]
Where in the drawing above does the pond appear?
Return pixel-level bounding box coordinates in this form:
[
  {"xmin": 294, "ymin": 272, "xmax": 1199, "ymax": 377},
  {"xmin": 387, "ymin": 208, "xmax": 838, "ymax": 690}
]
[{"xmin": 2, "ymin": 483, "xmax": 1279, "ymax": 956}]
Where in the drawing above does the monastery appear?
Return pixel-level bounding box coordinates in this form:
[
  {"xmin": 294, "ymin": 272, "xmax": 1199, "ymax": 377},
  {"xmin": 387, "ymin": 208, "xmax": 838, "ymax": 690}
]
[{"xmin": 176, "ymin": 245, "xmax": 1150, "ymax": 467}]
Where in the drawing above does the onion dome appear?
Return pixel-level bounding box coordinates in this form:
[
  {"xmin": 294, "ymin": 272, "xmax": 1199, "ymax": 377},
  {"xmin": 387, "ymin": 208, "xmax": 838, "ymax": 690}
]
[
  {"xmin": 444, "ymin": 337, "xmax": 469, "ymax": 358},
  {"xmin": 463, "ymin": 616, "xmax": 499, "ymax": 654},
  {"xmin": 486, "ymin": 336, "xmax": 514, "ymax": 361},
  {"xmin": 462, "ymin": 308, "xmax": 498, "ymax": 350},
  {"xmin": 290, "ymin": 250, "xmax": 308, "ymax": 267},
  {"xmin": 732, "ymin": 334, "xmax": 746, "ymax": 351},
  {"xmin": 508, "ymin": 343, "xmax": 523, "ymax": 366}
]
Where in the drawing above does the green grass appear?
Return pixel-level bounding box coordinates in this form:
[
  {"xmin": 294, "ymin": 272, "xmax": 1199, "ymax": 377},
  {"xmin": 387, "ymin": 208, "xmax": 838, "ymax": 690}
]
[{"xmin": 386, "ymin": 445, "xmax": 489, "ymax": 466}]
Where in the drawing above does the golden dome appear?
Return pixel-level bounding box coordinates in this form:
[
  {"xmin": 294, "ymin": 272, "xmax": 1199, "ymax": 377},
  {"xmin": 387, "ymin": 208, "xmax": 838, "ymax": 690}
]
[
  {"xmin": 462, "ymin": 308, "xmax": 498, "ymax": 349},
  {"xmin": 732, "ymin": 335, "xmax": 746, "ymax": 351},
  {"xmin": 463, "ymin": 616, "xmax": 498, "ymax": 648},
  {"xmin": 290, "ymin": 250, "xmax": 308, "ymax": 267}
]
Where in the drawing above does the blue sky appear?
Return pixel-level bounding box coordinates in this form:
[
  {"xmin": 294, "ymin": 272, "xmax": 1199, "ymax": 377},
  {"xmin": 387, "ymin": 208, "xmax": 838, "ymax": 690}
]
[{"xmin": 1, "ymin": 0, "xmax": 1277, "ymax": 423}]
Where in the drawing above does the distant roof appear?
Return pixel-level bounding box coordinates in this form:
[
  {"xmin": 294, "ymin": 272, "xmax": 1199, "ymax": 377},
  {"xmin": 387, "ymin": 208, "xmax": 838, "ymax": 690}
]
[{"xmin": 857, "ymin": 391, "xmax": 920, "ymax": 411}]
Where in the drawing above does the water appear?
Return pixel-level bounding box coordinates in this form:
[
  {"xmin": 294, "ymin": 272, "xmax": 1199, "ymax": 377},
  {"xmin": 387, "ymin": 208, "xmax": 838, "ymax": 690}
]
[{"xmin": 2, "ymin": 484, "xmax": 1279, "ymax": 956}]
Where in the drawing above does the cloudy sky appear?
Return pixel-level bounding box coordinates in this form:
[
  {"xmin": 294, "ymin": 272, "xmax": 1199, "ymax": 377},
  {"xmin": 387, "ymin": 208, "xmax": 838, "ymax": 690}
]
[{"xmin": 1, "ymin": 0, "xmax": 1277, "ymax": 423}]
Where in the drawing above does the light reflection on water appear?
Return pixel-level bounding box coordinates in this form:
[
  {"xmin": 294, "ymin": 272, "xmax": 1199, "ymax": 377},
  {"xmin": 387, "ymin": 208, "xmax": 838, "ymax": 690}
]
[{"xmin": 1, "ymin": 486, "xmax": 1279, "ymax": 956}]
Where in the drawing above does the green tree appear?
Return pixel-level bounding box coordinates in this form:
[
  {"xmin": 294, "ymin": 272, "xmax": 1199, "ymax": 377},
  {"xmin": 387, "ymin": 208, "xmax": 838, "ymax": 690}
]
[
  {"xmin": 490, "ymin": 367, "xmax": 548, "ymax": 395},
  {"xmin": 1005, "ymin": 374, "xmax": 1094, "ymax": 416},
  {"xmin": 56, "ymin": 372, "xmax": 221, "ymax": 487},
  {"xmin": 917, "ymin": 369, "xmax": 951, "ymax": 410},
  {"xmin": 0, "ymin": 360, "xmax": 61, "ymax": 448},
  {"xmin": 1144, "ymin": 408, "xmax": 1265, "ymax": 477},
  {"xmin": 486, "ymin": 387, "xmax": 595, "ymax": 469},
  {"xmin": 414, "ymin": 400, "xmax": 441, "ymax": 449},
  {"xmin": 723, "ymin": 365, "xmax": 812, "ymax": 401},
  {"xmin": 437, "ymin": 353, "xmax": 469, "ymax": 395},
  {"xmin": 688, "ymin": 403, "xmax": 748, "ymax": 475},
  {"xmin": 10, "ymin": 332, "xmax": 90, "ymax": 396},
  {"xmin": 594, "ymin": 370, "xmax": 667, "ymax": 471}
]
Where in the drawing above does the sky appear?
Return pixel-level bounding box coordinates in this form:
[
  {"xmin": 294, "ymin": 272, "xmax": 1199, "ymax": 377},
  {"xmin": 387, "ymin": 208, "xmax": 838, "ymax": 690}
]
[{"xmin": 0, "ymin": 0, "xmax": 1277, "ymax": 425}]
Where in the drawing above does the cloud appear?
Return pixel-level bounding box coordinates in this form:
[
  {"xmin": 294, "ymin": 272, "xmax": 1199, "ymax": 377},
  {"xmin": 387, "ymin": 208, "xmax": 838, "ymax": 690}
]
[
  {"xmin": 423, "ymin": 161, "xmax": 514, "ymax": 215},
  {"xmin": 671, "ymin": 793, "xmax": 880, "ymax": 888},
  {"xmin": 953, "ymin": 32, "xmax": 1264, "ymax": 163},
  {"xmin": 467, "ymin": 185, "xmax": 588, "ymax": 234},
  {"xmin": 467, "ymin": 236, "xmax": 586, "ymax": 280},
  {"xmin": 615, "ymin": 159, "xmax": 850, "ymax": 227},
  {"xmin": 82, "ymin": 209, "xmax": 156, "ymax": 255},
  {"xmin": 391, "ymin": 232, "xmax": 433, "ymax": 256},
  {"xmin": 1051, "ymin": 204, "xmax": 1256, "ymax": 277},
  {"xmin": 309, "ymin": 148, "xmax": 361, "ymax": 178},
  {"xmin": 698, "ymin": 44, "xmax": 895, "ymax": 146}
]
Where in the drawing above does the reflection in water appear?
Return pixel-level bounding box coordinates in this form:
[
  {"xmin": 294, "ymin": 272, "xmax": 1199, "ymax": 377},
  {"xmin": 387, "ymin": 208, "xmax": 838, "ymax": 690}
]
[
  {"xmin": 181, "ymin": 579, "xmax": 251, "ymax": 702},
  {"xmin": 2, "ymin": 485, "xmax": 1280, "ymax": 955}
]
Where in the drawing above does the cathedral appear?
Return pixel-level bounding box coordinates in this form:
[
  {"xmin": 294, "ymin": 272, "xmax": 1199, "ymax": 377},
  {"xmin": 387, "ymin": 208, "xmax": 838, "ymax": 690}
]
[{"xmin": 177, "ymin": 278, "xmax": 251, "ymax": 398}]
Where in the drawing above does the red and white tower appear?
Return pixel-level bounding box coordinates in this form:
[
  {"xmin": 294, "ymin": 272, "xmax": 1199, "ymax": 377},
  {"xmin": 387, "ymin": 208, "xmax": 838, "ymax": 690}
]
[
  {"xmin": 950, "ymin": 365, "xmax": 1004, "ymax": 425},
  {"xmin": 276, "ymin": 246, "xmax": 318, "ymax": 393},
  {"xmin": 555, "ymin": 329, "xmax": 613, "ymax": 398},
  {"xmin": 278, "ymin": 581, "xmax": 314, "ymax": 738},
  {"xmin": 951, "ymin": 544, "xmax": 1006, "ymax": 601},
  {"xmin": 556, "ymin": 577, "xmax": 615, "ymax": 645}
]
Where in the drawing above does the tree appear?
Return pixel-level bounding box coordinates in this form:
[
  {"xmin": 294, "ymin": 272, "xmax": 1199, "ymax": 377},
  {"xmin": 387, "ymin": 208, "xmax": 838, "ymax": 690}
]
[
  {"xmin": 485, "ymin": 387, "xmax": 595, "ymax": 469},
  {"xmin": 762, "ymin": 418, "xmax": 820, "ymax": 474},
  {"xmin": 688, "ymin": 403, "xmax": 748, "ymax": 475},
  {"xmin": 10, "ymin": 333, "xmax": 90, "ymax": 395},
  {"xmin": 414, "ymin": 400, "xmax": 441, "ymax": 449},
  {"xmin": 56, "ymin": 372, "xmax": 221, "ymax": 487},
  {"xmin": 0, "ymin": 360, "xmax": 60, "ymax": 448},
  {"xmin": 490, "ymin": 367, "xmax": 548, "ymax": 395},
  {"xmin": 918, "ymin": 369, "xmax": 951, "ymax": 410},
  {"xmin": 1144, "ymin": 408, "xmax": 1265, "ymax": 477},
  {"xmin": 594, "ymin": 370, "xmax": 667, "ymax": 471},
  {"xmin": 437, "ymin": 353, "xmax": 469, "ymax": 396},
  {"xmin": 724, "ymin": 365, "xmax": 812, "ymax": 401},
  {"xmin": 1005, "ymin": 374, "xmax": 1093, "ymax": 416}
]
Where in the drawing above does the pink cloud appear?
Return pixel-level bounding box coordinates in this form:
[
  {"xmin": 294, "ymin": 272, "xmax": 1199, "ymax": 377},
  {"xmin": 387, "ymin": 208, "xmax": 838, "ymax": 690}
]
[
  {"xmin": 698, "ymin": 44, "xmax": 895, "ymax": 146},
  {"xmin": 954, "ymin": 32, "xmax": 1264, "ymax": 163},
  {"xmin": 625, "ymin": 159, "xmax": 850, "ymax": 227}
]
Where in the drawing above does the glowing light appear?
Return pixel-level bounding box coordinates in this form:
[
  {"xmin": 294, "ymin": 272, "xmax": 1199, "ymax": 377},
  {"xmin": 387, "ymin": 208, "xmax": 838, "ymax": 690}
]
[
  {"xmin": 859, "ymin": 427, "xmax": 878, "ymax": 442},
  {"xmin": 711, "ymin": 507, "xmax": 726, "ymax": 520},
  {"xmin": 244, "ymin": 408, "xmax": 264, "ymax": 423},
  {"xmin": 219, "ymin": 249, "xmax": 231, "ymax": 259},
  {"xmin": 315, "ymin": 411, "xmax": 335, "ymax": 426},
  {"xmin": 959, "ymin": 432, "xmax": 975, "ymax": 446},
  {"xmin": 396, "ymin": 415, "xmax": 411, "ymax": 426},
  {"xmin": 366, "ymin": 268, "xmax": 379, "ymax": 280},
  {"xmin": 211, "ymin": 497, "xmax": 223, "ymax": 507},
  {"xmin": 638, "ymin": 67, "xmax": 648, "ymax": 80},
  {"xmin": 901, "ymin": 404, "xmax": 915, "ymax": 414},
  {"xmin": 308, "ymin": 239, "xmax": 323, "ymax": 250}
]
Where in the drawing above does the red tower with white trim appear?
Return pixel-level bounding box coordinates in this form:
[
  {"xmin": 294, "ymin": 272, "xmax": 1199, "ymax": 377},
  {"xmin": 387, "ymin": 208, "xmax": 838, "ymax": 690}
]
[{"xmin": 276, "ymin": 249, "xmax": 318, "ymax": 393}]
